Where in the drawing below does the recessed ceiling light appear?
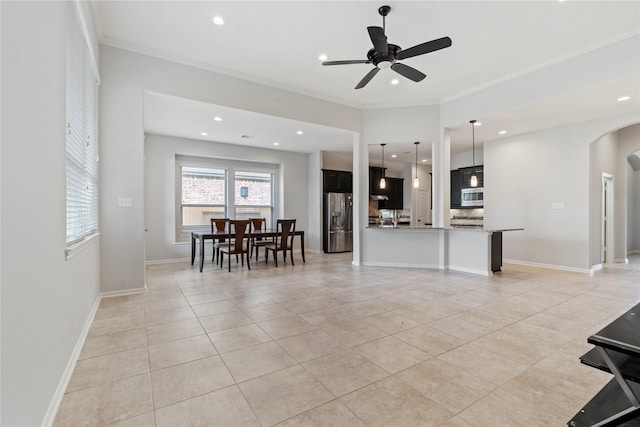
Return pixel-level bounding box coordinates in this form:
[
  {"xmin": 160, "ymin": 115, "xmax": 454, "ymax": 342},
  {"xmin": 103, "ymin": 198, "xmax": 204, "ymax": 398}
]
[
  {"xmin": 213, "ymin": 116, "xmax": 222, "ymax": 121},
  {"xmin": 201, "ymin": 132, "xmax": 208, "ymax": 136},
  {"xmin": 618, "ymin": 96, "xmax": 631, "ymax": 102},
  {"xmin": 212, "ymin": 16, "xmax": 224, "ymax": 25},
  {"xmin": 318, "ymin": 54, "xmax": 328, "ymax": 61},
  {"xmin": 473, "ymin": 121, "xmax": 482, "ymax": 126},
  {"xmin": 296, "ymin": 131, "xmax": 303, "ymax": 135},
  {"xmin": 422, "ymin": 159, "xmax": 428, "ymax": 162},
  {"xmin": 273, "ymin": 142, "xmax": 279, "ymax": 146},
  {"xmin": 499, "ymin": 130, "xmax": 507, "ymax": 135},
  {"xmin": 391, "ymin": 79, "xmax": 399, "ymax": 85},
  {"xmin": 391, "ymin": 154, "xmax": 397, "ymax": 158}
]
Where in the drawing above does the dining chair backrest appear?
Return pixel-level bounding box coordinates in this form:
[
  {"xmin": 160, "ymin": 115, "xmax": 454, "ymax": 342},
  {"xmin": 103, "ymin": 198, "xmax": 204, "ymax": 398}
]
[
  {"xmin": 249, "ymin": 217, "xmax": 266, "ymax": 233},
  {"xmin": 211, "ymin": 218, "xmax": 230, "ymax": 234},
  {"xmin": 276, "ymin": 219, "xmax": 296, "ymax": 250},
  {"xmin": 229, "ymin": 220, "xmax": 251, "ymax": 252}
]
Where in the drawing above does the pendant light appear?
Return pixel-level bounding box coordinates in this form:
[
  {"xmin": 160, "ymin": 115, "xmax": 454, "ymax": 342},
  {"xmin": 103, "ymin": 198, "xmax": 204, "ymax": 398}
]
[
  {"xmin": 413, "ymin": 141, "xmax": 420, "ymax": 188},
  {"xmin": 379, "ymin": 143, "xmax": 386, "ymax": 189},
  {"xmin": 470, "ymin": 120, "xmax": 478, "ymax": 188}
]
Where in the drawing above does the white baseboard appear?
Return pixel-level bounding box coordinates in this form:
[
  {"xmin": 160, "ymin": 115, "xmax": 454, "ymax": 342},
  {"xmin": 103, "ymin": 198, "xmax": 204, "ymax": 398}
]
[
  {"xmin": 503, "ymin": 259, "xmax": 593, "ymax": 274},
  {"xmin": 591, "ymin": 264, "xmax": 603, "ymax": 273},
  {"xmin": 630, "ymin": 250, "xmax": 640, "ymax": 255},
  {"xmin": 360, "ymin": 261, "xmax": 444, "ymax": 270},
  {"xmin": 42, "ymin": 295, "xmax": 101, "ymax": 427},
  {"xmin": 145, "ymin": 257, "xmax": 190, "ymax": 265},
  {"xmin": 447, "ymin": 266, "xmax": 491, "ymax": 276},
  {"xmin": 101, "ymin": 287, "xmax": 147, "ymax": 298},
  {"xmin": 614, "ymin": 258, "xmax": 629, "ymax": 264}
]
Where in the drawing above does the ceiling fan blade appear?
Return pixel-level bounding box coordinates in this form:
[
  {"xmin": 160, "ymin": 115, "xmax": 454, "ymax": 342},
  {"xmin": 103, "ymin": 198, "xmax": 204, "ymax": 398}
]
[
  {"xmin": 397, "ymin": 36, "xmax": 452, "ymax": 60},
  {"xmin": 391, "ymin": 63, "xmax": 426, "ymax": 82},
  {"xmin": 322, "ymin": 60, "xmax": 371, "ymax": 66},
  {"xmin": 355, "ymin": 68, "xmax": 380, "ymax": 89},
  {"xmin": 367, "ymin": 26, "xmax": 388, "ymax": 56}
]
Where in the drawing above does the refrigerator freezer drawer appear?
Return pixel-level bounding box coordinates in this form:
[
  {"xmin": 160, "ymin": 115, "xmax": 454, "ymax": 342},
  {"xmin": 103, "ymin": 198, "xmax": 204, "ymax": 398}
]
[{"xmin": 328, "ymin": 230, "xmax": 353, "ymax": 253}]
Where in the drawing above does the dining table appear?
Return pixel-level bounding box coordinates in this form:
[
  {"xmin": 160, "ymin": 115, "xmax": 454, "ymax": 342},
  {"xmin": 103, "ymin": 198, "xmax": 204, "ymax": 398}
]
[{"xmin": 191, "ymin": 228, "xmax": 305, "ymax": 272}]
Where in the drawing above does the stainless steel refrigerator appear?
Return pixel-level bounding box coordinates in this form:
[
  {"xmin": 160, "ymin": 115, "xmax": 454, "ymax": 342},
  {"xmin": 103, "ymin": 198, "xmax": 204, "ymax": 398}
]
[{"xmin": 323, "ymin": 192, "xmax": 353, "ymax": 253}]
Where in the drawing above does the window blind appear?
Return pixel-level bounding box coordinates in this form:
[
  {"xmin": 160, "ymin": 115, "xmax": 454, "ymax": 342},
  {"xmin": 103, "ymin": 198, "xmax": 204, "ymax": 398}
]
[{"xmin": 66, "ymin": 4, "xmax": 98, "ymax": 245}]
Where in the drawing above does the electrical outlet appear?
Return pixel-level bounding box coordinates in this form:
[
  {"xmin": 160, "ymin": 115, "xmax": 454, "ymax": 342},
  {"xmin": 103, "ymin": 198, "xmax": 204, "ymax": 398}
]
[{"xmin": 118, "ymin": 197, "xmax": 133, "ymax": 207}]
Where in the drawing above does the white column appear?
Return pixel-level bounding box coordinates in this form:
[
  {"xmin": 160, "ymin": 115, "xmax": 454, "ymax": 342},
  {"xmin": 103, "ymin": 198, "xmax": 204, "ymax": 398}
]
[
  {"xmin": 352, "ymin": 132, "xmax": 363, "ymax": 265},
  {"xmin": 432, "ymin": 127, "xmax": 451, "ymax": 228}
]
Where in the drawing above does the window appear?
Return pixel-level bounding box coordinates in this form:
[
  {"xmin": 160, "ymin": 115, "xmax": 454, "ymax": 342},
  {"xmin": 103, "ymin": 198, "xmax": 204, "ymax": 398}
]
[
  {"xmin": 66, "ymin": 4, "xmax": 99, "ymax": 247},
  {"xmin": 234, "ymin": 171, "xmax": 274, "ymax": 226},
  {"xmin": 176, "ymin": 156, "xmax": 277, "ymax": 241},
  {"xmin": 181, "ymin": 166, "xmax": 227, "ymax": 226}
]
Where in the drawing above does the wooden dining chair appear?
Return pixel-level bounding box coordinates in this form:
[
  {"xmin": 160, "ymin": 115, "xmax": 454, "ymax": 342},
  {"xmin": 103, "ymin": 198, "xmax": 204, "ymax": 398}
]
[
  {"xmin": 249, "ymin": 217, "xmax": 271, "ymax": 261},
  {"xmin": 219, "ymin": 219, "xmax": 251, "ymax": 272},
  {"xmin": 210, "ymin": 218, "xmax": 230, "ymax": 263},
  {"xmin": 264, "ymin": 219, "xmax": 296, "ymax": 267}
]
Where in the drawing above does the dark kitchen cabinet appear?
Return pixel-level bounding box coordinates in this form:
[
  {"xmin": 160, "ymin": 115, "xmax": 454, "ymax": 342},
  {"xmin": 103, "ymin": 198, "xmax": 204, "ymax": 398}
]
[
  {"xmin": 323, "ymin": 169, "xmax": 352, "ymax": 193},
  {"xmin": 460, "ymin": 166, "xmax": 484, "ymax": 189},
  {"xmin": 451, "ymin": 170, "xmax": 462, "ymax": 208},
  {"xmin": 379, "ymin": 177, "xmax": 404, "ymax": 210},
  {"xmin": 369, "ymin": 167, "xmax": 385, "ymax": 195}
]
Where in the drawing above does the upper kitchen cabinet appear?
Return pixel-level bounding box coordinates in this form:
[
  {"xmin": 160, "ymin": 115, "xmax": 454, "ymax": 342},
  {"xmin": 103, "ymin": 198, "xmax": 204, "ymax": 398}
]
[
  {"xmin": 369, "ymin": 166, "xmax": 385, "ymax": 196},
  {"xmin": 323, "ymin": 169, "xmax": 352, "ymax": 193},
  {"xmin": 460, "ymin": 166, "xmax": 483, "ymax": 189},
  {"xmin": 451, "ymin": 169, "xmax": 462, "ymax": 208},
  {"xmin": 379, "ymin": 177, "xmax": 404, "ymax": 209}
]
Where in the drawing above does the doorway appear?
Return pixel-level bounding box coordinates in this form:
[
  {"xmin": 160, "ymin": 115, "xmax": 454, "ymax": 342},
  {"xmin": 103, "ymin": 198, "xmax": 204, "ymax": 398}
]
[{"xmin": 602, "ymin": 173, "xmax": 614, "ymax": 264}]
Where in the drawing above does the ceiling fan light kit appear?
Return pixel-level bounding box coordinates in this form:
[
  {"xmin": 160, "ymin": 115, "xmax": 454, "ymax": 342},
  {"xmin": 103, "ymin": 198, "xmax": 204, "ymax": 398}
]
[{"xmin": 323, "ymin": 5, "xmax": 452, "ymax": 89}]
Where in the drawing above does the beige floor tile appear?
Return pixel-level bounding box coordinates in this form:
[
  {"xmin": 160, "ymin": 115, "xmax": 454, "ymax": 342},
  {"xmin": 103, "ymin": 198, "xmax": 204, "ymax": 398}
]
[
  {"xmin": 231, "ymin": 294, "xmax": 278, "ymax": 309},
  {"xmin": 151, "ymin": 355, "xmax": 235, "ymax": 408},
  {"xmin": 386, "ymin": 304, "xmax": 448, "ymax": 324},
  {"xmin": 277, "ymin": 329, "xmax": 344, "ymax": 362},
  {"xmin": 88, "ymin": 311, "xmax": 146, "ymax": 338},
  {"xmin": 221, "ymin": 340, "xmax": 298, "ymax": 383},
  {"xmin": 362, "ymin": 310, "xmax": 421, "ymax": 334},
  {"xmin": 149, "ymin": 334, "xmax": 216, "ymax": 370},
  {"xmin": 351, "ymin": 336, "xmax": 431, "ymax": 373},
  {"xmin": 394, "ymin": 324, "xmax": 466, "ymax": 356},
  {"xmin": 457, "ymin": 387, "xmax": 563, "ymax": 426},
  {"xmin": 185, "ymin": 290, "xmax": 229, "ymax": 306},
  {"xmin": 178, "ymin": 283, "xmax": 221, "ymax": 296},
  {"xmin": 109, "ymin": 411, "xmax": 155, "ymax": 427},
  {"xmin": 438, "ymin": 415, "xmax": 475, "ymax": 427},
  {"xmin": 472, "ymin": 330, "xmax": 556, "ymax": 366},
  {"xmin": 257, "ymin": 314, "xmax": 317, "ymax": 339},
  {"xmin": 427, "ymin": 314, "xmax": 496, "ymax": 341},
  {"xmin": 242, "ymin": 303, "xmax": 295, "ymax": 322},
  {"xmin": 396, "ymin": 358, "xmax": 494, "ymax": 413},
  {"xmin": 303, "ymin": 349, "xmax": 389, "ymax": 397},
  {"xmin": 80, "ymin": 328, "xmax": 148, "ymax": 360},
  {"xmin": 191, "ymin": 300, "xmax": 239, "ymax": 317},
  {"xmin": 199, "ymin": 310, "xmax": 254, "ymax": 333},
  {"xmin": 208, "ymin": 324, "xmax": 272, "ymax": 354},
  {"xmin": 55, "ymin": 374, "xmax": 152, "ymax": 427},
  {"xmin": 275, "ymin": 400, "xmax": 365, "ymax": 426},
  {"xmin": 239, "ymin": 365, "xmax": 334, "ymax": 426},
  {"xmin": 67, "ymin": 348, "xmax": 149, "ymax": 392},
  {"xmin": 144, "ymin": 306, "xmax": 195, "ymax": 327},
  {"xmin": 155, "ymin": 385, "xmax": 260, "ymax": 427},
  {"xmin": 146, "ymin": 318, "xmax": 205, "ymax": 345},
  {"xmin": 437, "ymin": 342, "xmax": 531, "ymax": 388},
  {"xmin": 143, "ymin": 295, "xmax": 189, "ymax": 312},
  {"xmin": 94, "ymin": 299, "xmax": 144, "ymax": 321},
  {"xmin": 340, "ymin": 375, "xmax": 453, "ymax": 427}
]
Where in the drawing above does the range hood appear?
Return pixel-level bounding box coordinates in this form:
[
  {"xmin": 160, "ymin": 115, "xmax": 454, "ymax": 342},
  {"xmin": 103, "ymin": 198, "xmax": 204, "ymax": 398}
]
[{"xmin": 370, "ymin": 194, "xmax": 389, "ymax": 201}]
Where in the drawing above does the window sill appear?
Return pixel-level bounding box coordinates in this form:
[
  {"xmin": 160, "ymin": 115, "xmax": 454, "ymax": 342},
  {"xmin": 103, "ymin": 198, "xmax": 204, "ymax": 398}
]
[{"xmin": 66, "ymin": 233, "xmax": 100, "ymax": 260}]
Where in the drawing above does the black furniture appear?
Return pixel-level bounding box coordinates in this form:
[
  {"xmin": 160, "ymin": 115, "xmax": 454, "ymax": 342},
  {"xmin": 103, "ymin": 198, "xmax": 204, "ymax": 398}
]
[{"xmin": 568, "ymin": 302, "xmax": 640, "ymax": 426}]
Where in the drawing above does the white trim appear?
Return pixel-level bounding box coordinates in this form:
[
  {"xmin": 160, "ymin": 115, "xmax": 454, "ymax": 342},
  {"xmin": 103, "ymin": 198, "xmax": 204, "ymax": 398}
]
[
  {"xmin": 146, "ymin": 258, "xmax": 190, "ymax": 266},
  {"xmin": 101, "ymin": 287, "xmax": 147, "ymax": 298},
  {"xmin": 42, "ymin": 295, "xmax": 101, "ymax": 427},
  {"xmin": 503, "ymin": 259, "xmax": 593, "ymax": 274},
  {"xmin": 591, "ymin": 264, "xmax": 604, "ymax": 273},
  {"xmin": 614, "ymin": 258, "xmax": 630, "ymax": 264},
  {"xmin": 630, "ymin": 250, "xmax": 640, "ymax": 255},
  {"xmin": 65, "ymin": 233, "xmax": 100, "ymax": 260},
  {"xmin": 447, "ymin": 266, "xmax": 491, "ymax": 277},
  {"xmin": 360, "ymin": 261, "xmax": 444, "ymax": 270}
]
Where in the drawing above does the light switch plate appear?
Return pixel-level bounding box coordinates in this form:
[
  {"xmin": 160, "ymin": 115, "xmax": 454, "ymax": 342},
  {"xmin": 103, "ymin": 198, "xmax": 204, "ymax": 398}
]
[{"xmin": 118, "ymin": 197, "xmax": 133, "ymax": 207}]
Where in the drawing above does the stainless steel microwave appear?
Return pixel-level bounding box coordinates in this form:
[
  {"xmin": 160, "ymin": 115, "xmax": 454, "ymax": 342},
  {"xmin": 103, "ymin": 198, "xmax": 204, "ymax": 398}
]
[{"xmin": 461, "ymin": 187, "xmax": 483, "ymax": 207}]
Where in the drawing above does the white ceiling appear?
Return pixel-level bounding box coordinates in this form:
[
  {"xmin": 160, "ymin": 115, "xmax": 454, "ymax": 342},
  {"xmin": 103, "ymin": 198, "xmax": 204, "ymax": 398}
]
[{"xmin": 95, "ymin": 1, "xmax": 640, "ymax": 156}]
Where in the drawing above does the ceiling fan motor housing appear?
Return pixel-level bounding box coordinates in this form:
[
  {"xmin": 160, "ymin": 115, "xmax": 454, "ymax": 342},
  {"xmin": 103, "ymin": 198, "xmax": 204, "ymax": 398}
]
[{"xmin": 367, "ymin": 44, "xmax": 401, "ymax": 68}]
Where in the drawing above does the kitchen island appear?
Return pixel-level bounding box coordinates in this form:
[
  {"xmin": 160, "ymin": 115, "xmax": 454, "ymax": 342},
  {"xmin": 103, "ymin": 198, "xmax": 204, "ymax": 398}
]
[{"xmin": 363, "ymin": 225, "xmax": 523, "ymax": 275}]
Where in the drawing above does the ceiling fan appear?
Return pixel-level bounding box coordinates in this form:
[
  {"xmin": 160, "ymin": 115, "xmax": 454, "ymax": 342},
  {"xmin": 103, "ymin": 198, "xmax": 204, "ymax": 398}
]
[{"xmin": 323, "ymin": 5, "xmax": 452, "ymax": 89}]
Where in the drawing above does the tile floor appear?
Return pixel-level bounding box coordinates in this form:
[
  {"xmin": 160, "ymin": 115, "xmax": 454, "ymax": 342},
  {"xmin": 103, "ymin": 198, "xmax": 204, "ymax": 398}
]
[{"xmin": 54, "ymin": 252, "xmax": 640, "ymax": 426}]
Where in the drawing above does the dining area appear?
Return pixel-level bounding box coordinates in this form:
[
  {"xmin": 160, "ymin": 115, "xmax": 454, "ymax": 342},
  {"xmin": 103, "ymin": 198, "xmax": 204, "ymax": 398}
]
[{"xmin": 190, "ymin": 218, "xmax": 306, "ymax": 272}]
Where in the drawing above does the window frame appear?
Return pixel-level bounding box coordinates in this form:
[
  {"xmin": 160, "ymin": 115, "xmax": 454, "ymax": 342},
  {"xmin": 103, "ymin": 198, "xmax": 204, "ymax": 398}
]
[{"xmin": 175, "ymin": 156, "xmax": 278, "ymax": 242}]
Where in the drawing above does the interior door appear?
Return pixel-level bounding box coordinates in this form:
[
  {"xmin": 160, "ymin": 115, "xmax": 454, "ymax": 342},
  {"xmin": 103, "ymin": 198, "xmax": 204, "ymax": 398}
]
[{"xmin": 415, "ymin": 190, "xmax": 431, "ymax": 225}]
